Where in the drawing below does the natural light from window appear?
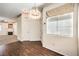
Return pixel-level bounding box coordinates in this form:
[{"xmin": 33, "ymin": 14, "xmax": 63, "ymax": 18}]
[
  {"xmin": 0, "ymin": 25, "xmax": 2, "ymax": 31},
  {"xmin": 47, "ymin": 13, "xmax": 73, "ymax": 37}
]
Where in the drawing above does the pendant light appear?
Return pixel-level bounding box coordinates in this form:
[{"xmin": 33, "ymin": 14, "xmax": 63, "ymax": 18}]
[
  {"xmin": 30, "ymin": 7, "xmax": 41, "ymax": 19},
  {"xmin": 21, "ymin": 3, "xmax": 41, "ymax": 19},
  {"xmin": 21, "ymin": 8, "xmax": 30, "ymax": 18}
]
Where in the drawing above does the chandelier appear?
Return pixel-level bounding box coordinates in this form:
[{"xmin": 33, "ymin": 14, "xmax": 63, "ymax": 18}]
[
  {"xmin": 30, "ymin": 8, "xmax": 41, "ymax": 19},
  {"xmin": 21, "ymin": 7, "xmax": 41, "ymax": 19}
]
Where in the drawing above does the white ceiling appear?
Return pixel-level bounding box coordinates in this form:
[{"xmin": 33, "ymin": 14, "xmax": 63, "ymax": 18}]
[{"xmin": 0, "ymin": 3, "xmax": 44, "ymax": 20}]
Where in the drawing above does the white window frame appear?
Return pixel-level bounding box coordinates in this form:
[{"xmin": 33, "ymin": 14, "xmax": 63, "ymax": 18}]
[
  {"xmin": 47, "ymin": 12, "xmax": 73, "ymax": 37},
  {"xmin": 0, "ymin": 24, "xmax": 2, "ymax": 32}
]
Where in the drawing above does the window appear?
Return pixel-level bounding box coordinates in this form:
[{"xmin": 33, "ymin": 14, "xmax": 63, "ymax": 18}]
[
  {"xmin": 47, "ymin": 16, "xmax": 58, "ymax": 34},
  {"xmin": 47, "ymin": 13, "xmax": 73, "ymax": 37},
  {"xmin": 0, "ymin": 25, "xmax": 2, "ymax": 31}
]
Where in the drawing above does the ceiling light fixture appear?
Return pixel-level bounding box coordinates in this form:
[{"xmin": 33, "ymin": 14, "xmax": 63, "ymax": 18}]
[
  {"xmin": 30, "ymin": 7, "xmax": 41, "ymax": 19},
  {"xmin": 21, "ymin": 8, "xmax": 30, "ymax": 17},
  {"xmin": 21, "ymin": 3, "xmax": 41, "ymax": 19}
]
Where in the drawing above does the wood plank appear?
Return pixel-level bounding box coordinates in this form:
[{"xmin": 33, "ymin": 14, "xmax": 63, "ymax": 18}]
[{"xmin": 0, "ymin": 41, "xmax": 63, "ymax": 56}]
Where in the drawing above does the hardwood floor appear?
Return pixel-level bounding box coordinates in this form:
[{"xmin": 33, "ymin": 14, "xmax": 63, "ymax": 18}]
[{"xmin": 0, "ymin": 41, "xmax": 63, "ymax": 56}]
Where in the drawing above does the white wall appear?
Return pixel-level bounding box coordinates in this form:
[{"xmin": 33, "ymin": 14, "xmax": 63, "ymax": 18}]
[
  {"xmin": 17, "ymin": 17, "xmax": 22, "ymax": 40},
  {"xmin": 0, "ymin": 23, "xmax": 8, "ymax": 35},
  {"xmin": 13, "ymin": 23, "xmax": 17, "ymax": 35},
  {"xmin": 42, "ymin": 4, "xmax": 78, "ymax": 56},
  {"xmin": 22, "ymin": 16, "xmax": 41, "ymax": 41},
  {"xmin": 17, "ymin": 15, "xmax": 41, "ymax": 41},
  {"xmin": 78, "ymin": 5, "xmax": 79, "ymax": 56}
]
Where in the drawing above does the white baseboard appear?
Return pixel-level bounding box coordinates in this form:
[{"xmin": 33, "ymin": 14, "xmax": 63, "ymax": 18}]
[{"xmin": 18, "ymin": 39, "xmax": 41, "ymax": 41}]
